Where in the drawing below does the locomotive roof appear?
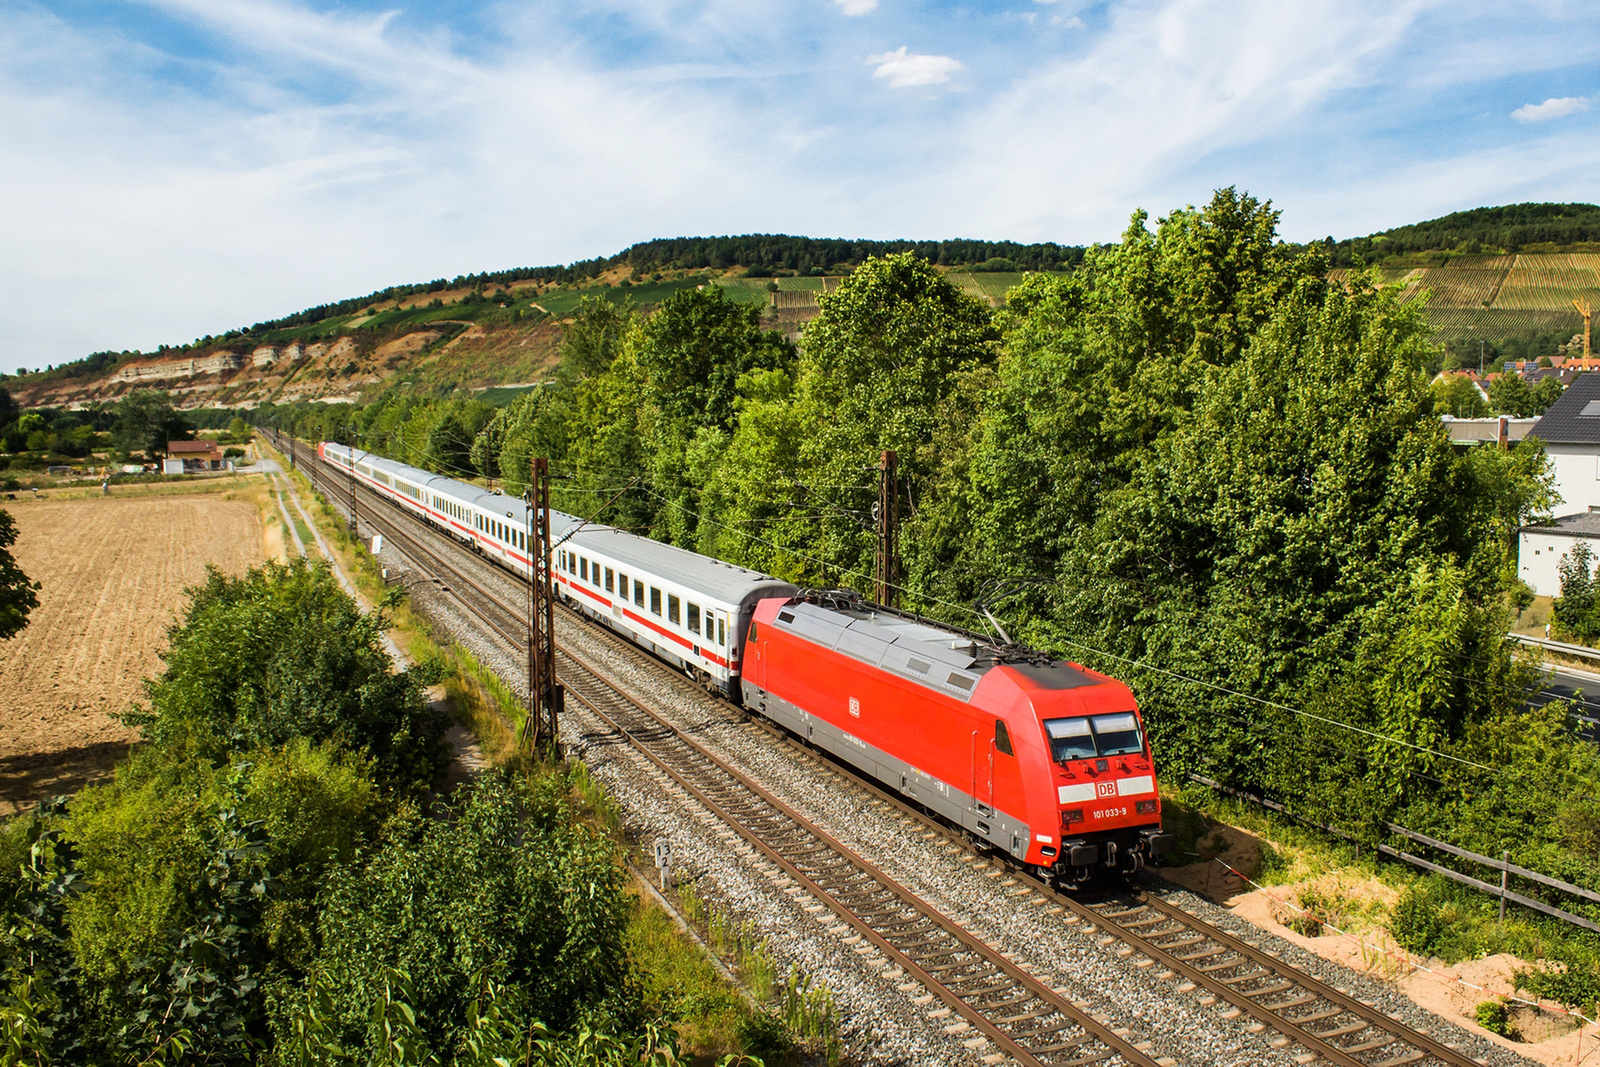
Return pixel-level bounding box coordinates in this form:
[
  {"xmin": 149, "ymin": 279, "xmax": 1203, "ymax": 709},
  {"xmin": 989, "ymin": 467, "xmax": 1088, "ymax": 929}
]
[
  {"xmin": 771, "ymin": 596, "xmax": 1098, "ymax": 702},
  {"xmin": 325, "ymin": 442, "xmax": 794, "ymax": 606}
]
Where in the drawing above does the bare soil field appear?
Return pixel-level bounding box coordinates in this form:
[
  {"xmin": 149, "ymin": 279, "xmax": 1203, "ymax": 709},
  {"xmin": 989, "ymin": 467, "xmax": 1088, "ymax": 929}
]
[{"xmin": 0, "ymin": 492, "xmax": 263, "ymax": 813}]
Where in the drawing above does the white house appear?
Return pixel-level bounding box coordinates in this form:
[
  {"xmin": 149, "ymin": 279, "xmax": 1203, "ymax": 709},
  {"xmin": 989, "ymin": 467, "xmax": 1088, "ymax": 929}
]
[
  {"xmin": 1520, "ymin": 374, "xmax": 1600, "ymax": 595},
  {"xmin": 1530, "ymin": 372, "xmax": 1600, "ymax": 517}
]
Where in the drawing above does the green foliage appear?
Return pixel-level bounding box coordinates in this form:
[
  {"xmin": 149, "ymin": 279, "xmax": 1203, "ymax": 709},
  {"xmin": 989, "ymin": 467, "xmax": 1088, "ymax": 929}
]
[
  {"xmin": 113, "ymin": 389, "xmax": 191, "ymax": 457},
  {"xmin": 1389, "ymin": 881, "xmax": 1445, "ymax": 954},
  {"xmin": 291, "ymin": 773, "xmax": 635, "ymax": 1057},
  {"xmin": 1334, "ymin": 202, "xmax": 1600, "ymax": 265},
  {"xmin": 0, "ymin": 508, "xmax": 41, "ymax": 640},
  {"xmin": 127, "ymin": 558, "xmax": 448, "ymax": 788},
  {"xmin": 1432, "ymin": 375, "xmax": 1489, "ymax": 418},
  {"xmin": 1554, "ymin": 541, "xmax": 1600, "ymax": 644},
  {"xmin": 1475, "ymin": 999, "xmax": 1512, "ymax": 1037}
]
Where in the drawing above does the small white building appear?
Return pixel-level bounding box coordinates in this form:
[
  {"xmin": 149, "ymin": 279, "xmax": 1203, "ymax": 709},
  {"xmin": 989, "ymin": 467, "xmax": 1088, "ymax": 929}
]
[{"xmin": 1520, "ymin": 513, "xmax": 1600, "ymax": 597}]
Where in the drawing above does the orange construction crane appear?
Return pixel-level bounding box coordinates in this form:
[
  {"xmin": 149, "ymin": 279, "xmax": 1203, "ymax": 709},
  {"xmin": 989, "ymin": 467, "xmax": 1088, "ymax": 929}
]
[{"xmin": 1577, "ymin": 298, "xmax": 1594, "ymax": 358}]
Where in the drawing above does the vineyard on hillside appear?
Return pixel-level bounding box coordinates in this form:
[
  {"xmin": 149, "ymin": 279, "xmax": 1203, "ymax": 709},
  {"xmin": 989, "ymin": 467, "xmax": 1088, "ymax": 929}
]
[{"xmin": 1331, "ymin": 254, "xmax": 1595, "ymax": 344}]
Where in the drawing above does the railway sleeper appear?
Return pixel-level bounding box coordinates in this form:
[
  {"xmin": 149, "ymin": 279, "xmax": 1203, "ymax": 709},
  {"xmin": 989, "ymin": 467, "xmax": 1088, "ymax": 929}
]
[
  {"xmin": 993, "ymin": 1007, "xmax": 1051, "ymax": 1026},
  {"xmin": 1240, "ymin": 981, "xmax": 1296, "ymax": 998},
  {"xmin": 1370, "ymin": 1051, "xmax": 1425, "ymax": 1067},
  {"xmin": 971, "ymin": 990, "xmax": 1033, "ymax": 1010},
  {"xmin": 1195, "ymin": 955, "xmax": 1248, "ymax": 973},
  {"xmin": 1005, "ymin": 1017, "xmax": 1074, "ymax": 1040},
  {"xmin": 1310, "ymin": 1021, "xmax": 1375, "ymax": 1040},
  {"xmin": 1342, "ymin": 1034, "xmax": 1401, "ymax": 1053},
  {"xmin": 1151, "ymin": 934, "xmax": 1207, "ymax": 951},
  {"xmin": 1218, "ymin": 967, "xmax": 1271, "ymax": 985},
  {"xmin": 1261, "ymin": 995, "xmax": 1319, "ymax": 1013},
  {"xmin": 1175, "ymin": 946, "xmax": 1227, "ymax": 962}
]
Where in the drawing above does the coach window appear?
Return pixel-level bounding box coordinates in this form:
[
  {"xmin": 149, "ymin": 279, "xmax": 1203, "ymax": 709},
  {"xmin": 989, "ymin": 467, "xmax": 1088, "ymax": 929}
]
[
  {"xmin": 581, "ymin": 558, "xmax": 588, "ymax": 581},
  {"xmin": 635, "ymin": 582, "xmax": 646, "ymax": 608},
  {"xmin": 650, "ymin": 587, "xmax": 662, "ymax": 616},
  {"xmin": 687, "ymin": 604, "xmax": 700, "ymax": 635},
  {"xmin": 668, "ymin": 595, "xmax": 681, "ymax": 626},
  {"xmin": 592, "ymin": 565, "xmax": 601, "ymax": 588},
  {"xmin": 618, "ymin": 574, "xmax": 628, "ymax": 599},
  {"xmin": 605, "ymin": 568, "xmax": 614, "ymax": 593},
  {"xmin": 718, "ymin": 618, "xmax": 726, "ymax": 646},
  {"xmin": 994, "ymin": 720, "xmax": 1014, "ymax": 757}
]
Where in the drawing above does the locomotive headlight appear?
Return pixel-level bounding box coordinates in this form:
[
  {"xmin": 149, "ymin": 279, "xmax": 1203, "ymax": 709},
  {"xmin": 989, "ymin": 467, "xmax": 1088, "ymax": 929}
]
[
  {"xmin": 1061, "ymin": 808, "xmax": 1084, "ymax": 826},
  {"xmin": 1136, "ymin": 799, "xmax": 1158, "ymax": 814}
]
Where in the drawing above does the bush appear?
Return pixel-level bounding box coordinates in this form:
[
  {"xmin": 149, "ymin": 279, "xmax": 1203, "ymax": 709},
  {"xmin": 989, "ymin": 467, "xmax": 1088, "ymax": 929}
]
[
  {"xmin": 1475, "ymin": 999, "xmax": 1512, "ymax": 1036},
  {"xmin": 126, "ymin": 559, "xmax": 448, "ymax": 789},
  {"xmin": 0, "ymin": 741, "xmax": 388, "ymax": 1063},
  {"xmin": 1389, "ymin": 881, "xmax": 1444, "ymax": 954},
  {"xmin": 286, "ymin": 773, "xmax": 636, "ymax": 1056}
]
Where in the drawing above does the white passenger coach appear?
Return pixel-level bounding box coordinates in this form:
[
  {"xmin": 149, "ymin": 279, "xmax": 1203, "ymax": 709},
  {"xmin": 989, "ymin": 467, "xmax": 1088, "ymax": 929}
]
[{"xmin": 319, "ymin": 442, "xmax": 795, "ymax": 695}]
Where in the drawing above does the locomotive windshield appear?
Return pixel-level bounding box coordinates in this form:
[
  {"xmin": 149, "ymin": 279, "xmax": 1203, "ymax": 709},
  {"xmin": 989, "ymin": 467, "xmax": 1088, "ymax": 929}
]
[{"xmin": 1044, "ymin": 713, "xmax": 1144, "ymax": 761}]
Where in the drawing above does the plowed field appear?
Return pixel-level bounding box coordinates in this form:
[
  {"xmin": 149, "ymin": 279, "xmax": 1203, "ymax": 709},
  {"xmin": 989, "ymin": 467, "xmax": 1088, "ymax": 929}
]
[{"xmin": 0, "ymin": 493, "xmax": 262, "ymax": 813}]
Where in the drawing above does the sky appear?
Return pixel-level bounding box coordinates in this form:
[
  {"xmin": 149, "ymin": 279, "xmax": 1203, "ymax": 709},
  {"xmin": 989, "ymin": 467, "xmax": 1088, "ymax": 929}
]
[{"xmin": 2, "ymin": 0, "xmax": 1599, "ymax": 373}]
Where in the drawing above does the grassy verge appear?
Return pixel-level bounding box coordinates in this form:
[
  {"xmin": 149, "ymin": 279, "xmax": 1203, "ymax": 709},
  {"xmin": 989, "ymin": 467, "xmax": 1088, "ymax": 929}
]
[{"xmin": 262, "ymin": 437, "xmax": 830, "ymax": 1062}]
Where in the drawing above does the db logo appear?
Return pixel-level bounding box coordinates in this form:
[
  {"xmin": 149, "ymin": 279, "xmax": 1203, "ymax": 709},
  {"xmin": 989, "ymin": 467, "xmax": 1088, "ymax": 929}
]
[
  {"xmin": 848, "ymin": 697, "xmax": 860, "ymax": 718},
  {"xmin": 1096, "ymin": 781, "xmax": 1118, "ymax": 799}
]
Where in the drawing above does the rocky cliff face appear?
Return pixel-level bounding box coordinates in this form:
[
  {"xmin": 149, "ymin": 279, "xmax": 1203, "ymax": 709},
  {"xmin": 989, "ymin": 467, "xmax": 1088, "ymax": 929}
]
[{"xmin": 13, "ymin": 320, "xmax": 563, "ymax": 410}]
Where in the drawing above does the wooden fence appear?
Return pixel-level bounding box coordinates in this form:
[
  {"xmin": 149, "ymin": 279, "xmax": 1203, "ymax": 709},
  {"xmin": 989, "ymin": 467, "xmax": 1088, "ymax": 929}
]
[{"xmin": 1188, "ymin": 774, "xmax": 1600, "ymax": 934}]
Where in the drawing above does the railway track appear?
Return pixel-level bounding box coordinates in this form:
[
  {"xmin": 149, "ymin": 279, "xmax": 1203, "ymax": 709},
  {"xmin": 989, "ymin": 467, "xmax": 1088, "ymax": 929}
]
[
  {"xmin": 283, "ymin": 434, "xmax": 1168, "ymax": 1067},
  {"xmin": 277, "ymin": 434, "xmax": 1492, "ymax": 1067}
]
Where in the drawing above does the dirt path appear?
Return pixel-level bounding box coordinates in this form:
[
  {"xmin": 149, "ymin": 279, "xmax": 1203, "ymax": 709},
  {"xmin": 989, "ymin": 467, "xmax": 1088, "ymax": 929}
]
[{"xmin": 0, "ymin": 494, "xmax": 263, "ymax": 813}]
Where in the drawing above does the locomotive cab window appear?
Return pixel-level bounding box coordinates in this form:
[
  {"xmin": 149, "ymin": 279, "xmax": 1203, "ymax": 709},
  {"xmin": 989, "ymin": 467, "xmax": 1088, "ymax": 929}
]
[
  {"xmin": 687, "ymin": 604, "xmax": 700, "ymax": 635},
  {"xmin": 1044, "ymin": 718, "xmax": 1096, "ymax": 762},
  {"xmin": 994, "ymin": 720, "xmax": 1014, "ymax": 757},
  {"xmin": 650, "ymin": 587, "xmax": 662, "ymax": 616},
  {"xmin": 1090, "ymin": 712, "xmax": 1143, "ymax": 756},
  {"xmin": 668, "ymin": 595, "xmax": 680, "ymax": 625}
]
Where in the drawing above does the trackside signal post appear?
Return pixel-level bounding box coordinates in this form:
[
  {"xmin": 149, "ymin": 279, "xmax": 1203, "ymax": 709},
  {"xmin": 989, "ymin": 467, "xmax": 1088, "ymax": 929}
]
[
  {"xmin": 874, "ymin": 449, "xmax": 899, "ymax": 608},
  {"xmin": 525, "ymin": 458, "xmax": 562, "ymax": 757}
]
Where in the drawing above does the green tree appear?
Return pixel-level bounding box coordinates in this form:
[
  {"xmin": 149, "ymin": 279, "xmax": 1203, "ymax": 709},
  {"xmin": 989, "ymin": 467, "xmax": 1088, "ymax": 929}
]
[
  {"xmin": 970, "ymin": 189, "xmax": 1325, "ymax": 593},
  {"xmin": 0, "ymin": 509, "xmax": 40, "ymax": 640},
  {"xmin": 113, "ymin": 389, "xmax": 191, "ymax": 457},
  {"xmin": 127, "ymin": 559, "xmax": 447, "ymax": 788},
  {"xmin": 1553, "ymin": 540, "xmax": 1600, "ymax": 643},
  {"xmin": 1489, "ymin": 372, "xmax": 1536, "ymax": 417},
  {"xmin": 1432, "ymin": 375, "xmax": 1489, "ymax": 418},
  {"xmin": 558, "ymin": 296, "xmax": 635, "ymax": 382},
  {"xmin": 783, "ymin": 252, "xmax": 999, "ymax": 589}
]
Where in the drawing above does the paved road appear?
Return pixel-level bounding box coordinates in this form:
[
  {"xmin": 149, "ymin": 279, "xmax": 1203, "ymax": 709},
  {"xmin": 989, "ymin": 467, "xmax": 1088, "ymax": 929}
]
[{"xmin": 1535, "ymin": 663, "xmax": 1600, "ymax": 741}]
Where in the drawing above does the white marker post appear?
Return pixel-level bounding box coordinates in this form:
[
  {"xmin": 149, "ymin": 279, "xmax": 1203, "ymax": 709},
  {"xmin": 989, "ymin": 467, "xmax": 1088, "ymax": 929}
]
[{"xmin": 653, "ymin": 839, "xmax": 673, "ymax": 891}]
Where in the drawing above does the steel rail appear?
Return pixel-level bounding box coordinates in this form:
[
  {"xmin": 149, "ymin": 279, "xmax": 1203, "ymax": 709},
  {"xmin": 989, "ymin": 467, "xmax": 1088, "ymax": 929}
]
[
  {"xmin": 286, "ymin": 436, "xmax": 1483, "ymax": 1067},
  {"xmin": 288, "ymin": 436, "xmax": 1167, "ymax": 1067},
  {"xmin": 559, "ymin": 645, "xmax": 1162, "ymax": 1067}
]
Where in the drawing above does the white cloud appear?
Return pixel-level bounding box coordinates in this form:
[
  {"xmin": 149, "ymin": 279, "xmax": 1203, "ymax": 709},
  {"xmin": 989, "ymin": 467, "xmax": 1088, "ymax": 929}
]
[
  {"xmin": 1511, "ymin": 95, "xmax": 1590, "ymax": 123},
  {"xmin": 866, "ymin": 46, "xmax": 962, "ymax": 88},
  {"xmin": 835, "ymin": 0, "xmax": 878, "ymax": 15}
]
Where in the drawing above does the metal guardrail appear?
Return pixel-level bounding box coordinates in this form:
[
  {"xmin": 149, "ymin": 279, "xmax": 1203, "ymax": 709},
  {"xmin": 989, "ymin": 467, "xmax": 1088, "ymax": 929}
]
[{"xmin": 1510, "ymin": 631, "xmax": 1600, "ymax": 662}]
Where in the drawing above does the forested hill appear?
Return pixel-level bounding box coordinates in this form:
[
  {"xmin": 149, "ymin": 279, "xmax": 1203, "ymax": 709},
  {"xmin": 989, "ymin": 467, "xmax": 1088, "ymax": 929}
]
[
  {"xmin": 246, "ymin": 235, "xmax": 1085, "ymax": 335},
  {"xmin": 1331, "ymin": 202, "xmax": 1600, "ymax": 264}
]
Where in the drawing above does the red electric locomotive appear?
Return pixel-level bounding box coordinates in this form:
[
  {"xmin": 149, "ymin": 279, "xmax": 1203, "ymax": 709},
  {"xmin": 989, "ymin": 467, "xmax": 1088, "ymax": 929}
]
[{"xmin": 740, "ymin": 590, "xmax": 1173, "ymax": 883}]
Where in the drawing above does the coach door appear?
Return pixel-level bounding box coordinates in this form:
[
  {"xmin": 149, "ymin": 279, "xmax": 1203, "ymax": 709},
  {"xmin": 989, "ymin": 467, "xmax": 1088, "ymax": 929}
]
[{"xmin": 971, "ymin": 730, "xmax": 993, "ymax": 817}]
